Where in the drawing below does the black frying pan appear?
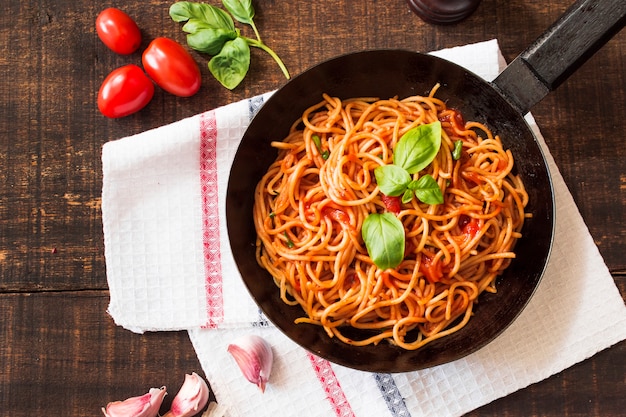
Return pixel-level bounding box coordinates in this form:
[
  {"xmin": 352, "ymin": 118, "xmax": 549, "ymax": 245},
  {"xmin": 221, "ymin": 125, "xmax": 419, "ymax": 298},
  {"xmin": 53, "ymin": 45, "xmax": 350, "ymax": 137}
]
[{"xmin": 226, "ymin": 0, "xmax": 625, "ymax": 372}]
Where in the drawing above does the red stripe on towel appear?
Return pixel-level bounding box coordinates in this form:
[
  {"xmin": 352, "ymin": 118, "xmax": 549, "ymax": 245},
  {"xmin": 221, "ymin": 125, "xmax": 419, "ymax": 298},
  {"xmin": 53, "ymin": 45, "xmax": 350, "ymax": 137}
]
[
  {"xmin": 199, "ymin": 111, "xmax": 224, "ymax": 328},
  {"xmin": 307, "ymin": 353, "xmax": 355, "ymax": 417}
]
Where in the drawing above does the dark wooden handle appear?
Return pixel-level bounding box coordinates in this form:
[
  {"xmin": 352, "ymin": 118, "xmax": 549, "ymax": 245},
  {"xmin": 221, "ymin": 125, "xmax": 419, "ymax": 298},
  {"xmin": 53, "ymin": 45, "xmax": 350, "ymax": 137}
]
[{"xmin": 493, "ymin": 0, "xmax": 626, "ymax": 114}]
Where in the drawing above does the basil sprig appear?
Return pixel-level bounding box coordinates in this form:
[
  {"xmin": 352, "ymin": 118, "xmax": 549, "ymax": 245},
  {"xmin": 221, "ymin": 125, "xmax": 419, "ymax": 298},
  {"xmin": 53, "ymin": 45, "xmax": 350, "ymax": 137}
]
[
  {"xmin": 362, "ymin": 213, "xmax": 405, "ymax": 270},
  {"xmin": 170, "ymin": 1, "xmax": 290, "ymax": 90},
  {"xmin": 374, "ymin": 121, "xmax": 444, "ymax": 205},
  {"xmin": 363, "ymin": 121, "xmax": 445, "ymax": 270}
]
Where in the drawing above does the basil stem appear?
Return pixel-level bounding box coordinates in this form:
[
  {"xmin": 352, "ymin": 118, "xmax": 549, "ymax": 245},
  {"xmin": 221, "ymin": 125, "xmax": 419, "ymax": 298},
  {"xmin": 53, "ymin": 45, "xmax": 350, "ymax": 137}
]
[{"xmin": 244, "ymin": 37, "xmax": 290, "ymax": 80}]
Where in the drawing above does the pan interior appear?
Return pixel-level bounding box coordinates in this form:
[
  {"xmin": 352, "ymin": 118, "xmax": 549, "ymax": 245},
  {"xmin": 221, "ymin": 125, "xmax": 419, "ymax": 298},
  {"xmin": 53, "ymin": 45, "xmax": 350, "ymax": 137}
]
[{"xmin": 226, "ymin": 50, "xmax": 554, "ymax": 372}]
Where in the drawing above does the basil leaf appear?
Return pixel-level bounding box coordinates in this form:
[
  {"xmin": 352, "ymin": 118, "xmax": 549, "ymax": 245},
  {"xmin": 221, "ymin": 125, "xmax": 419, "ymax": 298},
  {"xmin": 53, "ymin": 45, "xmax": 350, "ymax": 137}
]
[
  {"xmin": 284, "ymin": 231, "xmax": 294, "ymax": 248},
  {"xmin": 362, "ymin": 213, "xmax": 405, "ymax": 270},
  {"xmin": 170, "ymin": 2, "xmax": 235, "ymax": 31},
  {"xmin": 171, "ymin": 2, "xmax": 238, "ymax": 55},
  {"xmin": 401, "ymin": 189, "xmax": 414, "ymax": 204},
  {"xmin": 222, "ymin": 0, "xmax": 255, "ymax": 25},
  {"xmin": 208, "ymin": 37, "xmax": 250, "ymax": 90},
  {"xmin": 183, "ymin": 20, "xmax": 238, "ymax": 55},
  {"xmin": 410, "ymin": 175, "xmax": 444, "ymax": 205},
  {"xmin": 453, "ymin": 139, "xmax": 463, "ymax": 160},
  {"xmin": 374, "ymin": 165, "xmax": 411, "ymax": 197},
  {"xmin": 393, "ymin": 121, "xmax": 442, "ymax": 174},
  {"xmin": 170, "ymin": 1, "xmax": 203, "ymax": 22},
  {"xmin": 311, "ymin": 135, "xmax": 329, "ymax": 160}
]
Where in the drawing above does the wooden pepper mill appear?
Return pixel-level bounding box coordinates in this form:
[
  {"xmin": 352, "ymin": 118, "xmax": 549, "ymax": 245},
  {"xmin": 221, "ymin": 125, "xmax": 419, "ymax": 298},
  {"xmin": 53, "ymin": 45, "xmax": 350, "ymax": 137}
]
[{"xmin": 406, "ymin": 0, "xmax": 481, "ymax": 24}]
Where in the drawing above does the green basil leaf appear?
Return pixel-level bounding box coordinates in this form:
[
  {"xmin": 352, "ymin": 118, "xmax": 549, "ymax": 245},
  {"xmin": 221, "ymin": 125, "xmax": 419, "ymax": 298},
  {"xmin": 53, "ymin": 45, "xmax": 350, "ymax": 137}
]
[
  {"xmin": 411, "ymin": 174, "xmax": 444, "ymax": 205},
  {"xmin": 171, "ymin": 2, "xmax": 237, "ymax": 55},
  {"xmin": 374, "ymin": 165, "xmax": 411, "ymax": 197},
  {"xmin": 453, "ymin": 139, "xmax": 463, "ymax": 160},
  {"xmin": 311, "ymin": 134, "xmax": 329, "ymax": 159},
  {"xmin": 311, "ymin": 134, "xmax": 322, "ymax": 149},
  {"xmin": 222, "ymin": 0, "xmax": 255, "ymax": 25},
  {"xmin": 284, "ymin": 231, "xmax": 294, "ymax": 248},
  {"xmin": 170, "ymin": 2, "xmax": 235, "ymax": 31},
  {"xmin": 393, "ymin": 121, "xmax": 442, "ymax": 174},
  {"xmin": 208, "ymin": 37, "xmax": 251, "ymax": 90},
  {"xmin": 169, "ymin": 1, "xmax": 199, "ymax": 22},
  {"xmin": 362, "ymin": 213, "xmax": 405, "ymax": 270},
  {"xmin": 401, "ymin": 189, "xmax": 414, "ymax": 204},
  {"xmin": 183, "ymin": 20, "xmax": 238, "ymax": 55}
]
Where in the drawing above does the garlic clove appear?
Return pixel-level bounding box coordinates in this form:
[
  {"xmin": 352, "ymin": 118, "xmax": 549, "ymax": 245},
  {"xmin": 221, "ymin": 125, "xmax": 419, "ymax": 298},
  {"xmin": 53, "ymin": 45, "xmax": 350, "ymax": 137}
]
[
  {"xmin": 101, "ymin": 386, "xmax": 167, "ymax": 417},
  {"xmin": 227, "ymin": 335, "xmax": 273, "ymax": 393},
  {"xmin": 164, "ymin": 372, "xmax": 210, "ymax": 417}
]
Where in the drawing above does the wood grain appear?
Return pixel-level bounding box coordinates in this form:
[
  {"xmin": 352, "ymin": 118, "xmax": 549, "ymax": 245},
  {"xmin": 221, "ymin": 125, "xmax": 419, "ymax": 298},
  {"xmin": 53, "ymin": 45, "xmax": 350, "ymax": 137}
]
[
  {"xmin": 0, "ymin": 292, "xmax": 206, "ymax": 415},
  {"xmin": 0, "ymin": 0, "xmax": 624, "ymax": 415}
]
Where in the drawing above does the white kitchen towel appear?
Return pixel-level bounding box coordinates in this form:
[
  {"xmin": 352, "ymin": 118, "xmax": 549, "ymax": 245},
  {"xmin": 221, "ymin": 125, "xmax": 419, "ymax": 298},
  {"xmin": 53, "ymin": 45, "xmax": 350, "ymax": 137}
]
[
  {"xmin": 103, "ymin": 91, "xmax": 273, "ymax": 332},
  {"xmin": 101, "ymin": 39, "xmax": 626, "ymax": 416}
]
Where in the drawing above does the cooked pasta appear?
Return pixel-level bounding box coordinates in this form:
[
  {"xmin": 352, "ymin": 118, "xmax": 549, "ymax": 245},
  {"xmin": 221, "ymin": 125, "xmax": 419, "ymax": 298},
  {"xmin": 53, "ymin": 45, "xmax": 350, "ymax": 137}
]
[{"xmin": 253, "ymin": 85, "xmax": 528, "ymax": 350}]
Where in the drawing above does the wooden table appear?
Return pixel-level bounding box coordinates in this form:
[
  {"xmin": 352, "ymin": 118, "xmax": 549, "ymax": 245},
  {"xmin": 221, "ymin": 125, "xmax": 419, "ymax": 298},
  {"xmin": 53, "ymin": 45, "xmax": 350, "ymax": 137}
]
[{"xmin": 1, "ymin": 0, "xmax": 624, "ymax": 415}]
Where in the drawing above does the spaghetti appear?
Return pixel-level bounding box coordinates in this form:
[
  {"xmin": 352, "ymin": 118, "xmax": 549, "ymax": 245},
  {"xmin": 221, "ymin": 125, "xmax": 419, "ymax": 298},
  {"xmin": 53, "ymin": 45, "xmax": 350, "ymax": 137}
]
[{"xmin": 253, "ymin": 85, "xmax": 528, "ymax": 350}]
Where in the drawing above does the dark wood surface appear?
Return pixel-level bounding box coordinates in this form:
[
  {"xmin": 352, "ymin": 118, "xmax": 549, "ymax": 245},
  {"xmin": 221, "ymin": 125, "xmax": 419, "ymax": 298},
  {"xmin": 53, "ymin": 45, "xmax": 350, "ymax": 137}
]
[{"xmin": 1, "ymin": 0, "xmax": 624, "ymax": 415}]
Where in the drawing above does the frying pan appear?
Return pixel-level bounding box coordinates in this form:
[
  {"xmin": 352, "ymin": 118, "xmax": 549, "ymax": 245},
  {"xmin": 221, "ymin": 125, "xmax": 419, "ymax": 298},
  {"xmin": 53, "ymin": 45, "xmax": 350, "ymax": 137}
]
[{"xmin": 226, "ymin": 0, "xmax": 625, "ymax": 372}]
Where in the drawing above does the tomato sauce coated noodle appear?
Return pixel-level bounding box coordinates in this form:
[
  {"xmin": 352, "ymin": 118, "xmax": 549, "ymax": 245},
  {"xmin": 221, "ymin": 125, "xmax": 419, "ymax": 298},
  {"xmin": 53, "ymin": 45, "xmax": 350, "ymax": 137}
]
[{"xmin": 253, "ymin": 85, "xmax": 528, "ymax": 350}]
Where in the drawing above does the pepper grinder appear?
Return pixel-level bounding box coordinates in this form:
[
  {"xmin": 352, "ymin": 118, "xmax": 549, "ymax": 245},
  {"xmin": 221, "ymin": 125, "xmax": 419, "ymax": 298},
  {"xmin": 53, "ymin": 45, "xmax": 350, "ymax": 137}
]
[{"xmin": 406, "ymin": 0, "xmax": 481, "ymax": 24}]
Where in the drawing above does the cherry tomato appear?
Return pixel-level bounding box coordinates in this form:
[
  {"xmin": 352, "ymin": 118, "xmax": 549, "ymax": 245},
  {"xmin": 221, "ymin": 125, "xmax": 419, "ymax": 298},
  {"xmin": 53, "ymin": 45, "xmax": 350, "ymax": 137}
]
[
  {"xmin": 459, "ymin": 215, "xmax": 482, "ymax": 242},
  {"xmin": 96, "ymin": 8, "xmax": 142, "ymax": 55},
  {"xmin": 381, "ymin": 194, "xmax": 402, "ymax": 214},
  {"xmin": 322, "ymin": 207, "xmax": 352, "ymax": 228},
  {"xmin": 98, "ymin": 64, "xmax": 154, "ymax": 118},
  {"xmin": 142, "ymin": 37, "xmax": 201, "ymax": 97},
  {"xmin": 419, "ymin": 253, "xmax": 443, "ymax": 283}
]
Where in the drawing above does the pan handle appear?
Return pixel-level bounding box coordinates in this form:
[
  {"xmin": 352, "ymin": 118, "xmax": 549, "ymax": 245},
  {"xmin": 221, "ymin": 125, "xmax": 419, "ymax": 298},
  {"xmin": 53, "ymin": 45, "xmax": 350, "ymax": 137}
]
[{"xmin": 492, "ymin": 0, "xmax": 626, "ymax": 115}]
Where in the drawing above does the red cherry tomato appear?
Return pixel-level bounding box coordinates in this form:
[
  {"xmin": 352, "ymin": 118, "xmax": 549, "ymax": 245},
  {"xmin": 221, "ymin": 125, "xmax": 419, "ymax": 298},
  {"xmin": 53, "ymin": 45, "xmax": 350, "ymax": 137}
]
[
  {"xmin": 381, "ymin": 194, "xmax": 402, "ymax": 214},
  {"xmin": 142, "ymin": 37, "xmax": 201, "ymax": 97},
  {"xmin": 419, "ymin": 253, "xmax": 443, "ymax": 284},
  {"xmin": 96, "ymin": 8, "xmax": 142, "ymax": 55},
  {"xmin": 98, "ymin": 64, "xmax": 154, "ymax": 118}
]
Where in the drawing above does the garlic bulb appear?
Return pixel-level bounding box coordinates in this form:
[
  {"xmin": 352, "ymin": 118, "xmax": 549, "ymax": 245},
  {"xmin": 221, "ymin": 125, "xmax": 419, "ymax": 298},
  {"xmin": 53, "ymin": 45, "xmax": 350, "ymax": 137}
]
[{"xmin": 227, "ymin": 335, "xmax": 273, "ymax": 392}]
